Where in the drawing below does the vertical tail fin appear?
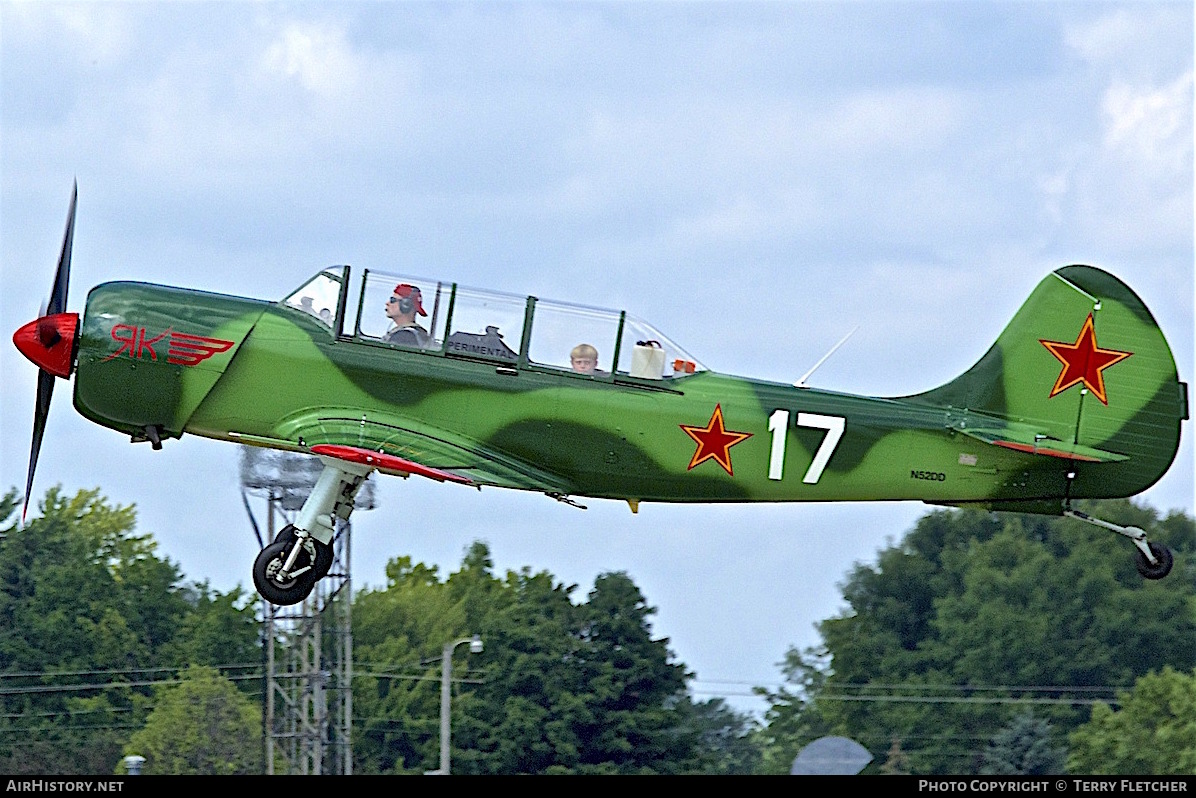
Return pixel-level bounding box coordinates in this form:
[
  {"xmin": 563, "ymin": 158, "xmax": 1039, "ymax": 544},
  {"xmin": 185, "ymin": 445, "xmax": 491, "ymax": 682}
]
[{"xmin": 909, "ymin": 265, "xmax": 1187, "ymax": 500}]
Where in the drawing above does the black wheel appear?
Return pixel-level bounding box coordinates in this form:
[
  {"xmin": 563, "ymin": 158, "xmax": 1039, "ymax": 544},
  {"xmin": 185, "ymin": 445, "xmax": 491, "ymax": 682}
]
[
  {"xmin": 279, "ymin": 524, "xmax": 336, "ymax": 579},
  {"xmin": 253, "ymin": 538, "xmax": 317, "ymax": 606},
  {"xmin": 313, "ymin": 538, "xmax": 334, "ymax": 580},
  {"xmin": 278, "ymin": 524, "xmax": 334, "ymax": 580},
  {"xmin": 1135, "ymin": 541, "xmax": 1174, "ymax": 580}
]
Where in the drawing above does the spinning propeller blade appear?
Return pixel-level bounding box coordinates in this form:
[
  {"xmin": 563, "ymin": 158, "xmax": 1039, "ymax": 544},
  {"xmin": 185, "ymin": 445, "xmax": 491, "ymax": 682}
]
[
  {"xmin": 15, "ymin": 183, "xmax": 79, "ymax": 522},
  {"xmin": 24, "ymin": 372, "xmax": 55, "ymax": 522},
  {"xmin": 48, "ymin": 183, "xmax": 77, "ymax": 317}
]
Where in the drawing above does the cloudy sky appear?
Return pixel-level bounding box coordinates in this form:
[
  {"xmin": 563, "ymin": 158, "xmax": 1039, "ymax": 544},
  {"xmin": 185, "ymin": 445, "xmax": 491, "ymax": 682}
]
[{"xmin": 2, "ymin": 1, "xmax": 1192, "ymax": 716}]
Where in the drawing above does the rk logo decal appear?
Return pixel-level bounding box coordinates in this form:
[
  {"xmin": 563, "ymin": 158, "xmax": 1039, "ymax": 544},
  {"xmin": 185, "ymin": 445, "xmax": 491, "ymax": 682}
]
[{"xmin": 104, "ymin": 324, "xmax": 234, "ymax": 367}]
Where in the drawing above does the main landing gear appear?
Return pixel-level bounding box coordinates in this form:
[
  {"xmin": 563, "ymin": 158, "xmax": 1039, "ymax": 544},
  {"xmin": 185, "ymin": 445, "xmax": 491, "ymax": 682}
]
[
  {"xmin": 1064, "ymin": 508, "xmax": 1174, "ymax": 580},
  {"xmin": 252, "ymin": 456, "xmax": 372, "ymax": 605}
]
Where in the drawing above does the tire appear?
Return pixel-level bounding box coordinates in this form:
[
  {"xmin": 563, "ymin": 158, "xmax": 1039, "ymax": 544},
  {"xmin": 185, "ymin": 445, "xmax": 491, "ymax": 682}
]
[
  {"xmin": 280, "ymin": 524, "xmax": 336, "ymax": 579},
  {"xmin": 1135, "ymin": 541, "xmax": 1174, "ymax": 580},
  {"xmin": 313, "ymin": 538, "xmax": 335, "ymax": 580},
  {"xmin": 253, "ymin": 539, "xmax": 317, "ymax": 606},
  {"xmin": 278, "ymin": 524, "xmax": 334, "ymax": 580}
]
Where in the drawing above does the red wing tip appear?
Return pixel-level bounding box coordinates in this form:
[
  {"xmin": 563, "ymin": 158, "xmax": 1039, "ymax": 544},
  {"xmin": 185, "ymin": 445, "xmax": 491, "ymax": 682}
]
[{"xmin": 310, "ymin": 444, "xmax": 473, "ymax": 484}]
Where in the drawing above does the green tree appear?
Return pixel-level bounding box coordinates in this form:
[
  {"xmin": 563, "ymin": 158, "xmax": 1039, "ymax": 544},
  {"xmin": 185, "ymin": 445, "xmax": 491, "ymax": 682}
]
[
  {"xmin": 0, "ymin": 488, "xmax": 188, "ymax": 672},
  {"xmin": 981, "ymin": 710, "xmax": 1066, "ymax": 775},
  {"xmin": 569, "ymin": 572, "xmax": 693, "ymax": 773},
  {"xmin": 0, "ymin": 488, "xmax": 190, "ymax": 773},
  {"xmin": 0, "ymin": 487, "xmax": 266, "ymax": 774},
  {"xmin": 879, "ymin": 737, "xmax": 911, "ymax": 775},
  {"xmin": 755, "ymin": 645, "xmax": 833, "ymax": 774},
  {"xmin": 354, "ymin": 543, "xmax": 731, "ymax": 774},
  {"xmin": 161, "ymin": 584, "xmax": 261, "ymax": 674},
  {"xmin": 1068, "ymin": 667, "xmax": 1196, "ymax": 775},
  {"xmin": 671, "ymin": 695, "xmax": 762, "ymax": 774},
  {"xmin": 455, "ymin": 565, "xmax": 587, "ymax": 774},
  {"xmin": 123, "ymin": 665, "xmax": 259, "ymax": 774},
  {"xmin": 764, "ymin": 500, "xmax": 1195, "ymax": 775},
  {"xmin": 352, "ymin": 554, "xmax": 471, "ymax": 773}
]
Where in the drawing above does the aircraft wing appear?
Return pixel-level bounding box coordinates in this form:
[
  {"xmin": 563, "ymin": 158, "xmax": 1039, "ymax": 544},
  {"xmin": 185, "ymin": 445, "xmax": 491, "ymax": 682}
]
[
  {"xmin": 310, "ymin": 444, "xmax": 475, "ymax": 484},
  {"xmin": 957, "ymin": 426, "xmax": 1129, "ymax": 463},
  {"xmin": 236, "ymin": 412, "xmax": 574, "ymax": 493}
]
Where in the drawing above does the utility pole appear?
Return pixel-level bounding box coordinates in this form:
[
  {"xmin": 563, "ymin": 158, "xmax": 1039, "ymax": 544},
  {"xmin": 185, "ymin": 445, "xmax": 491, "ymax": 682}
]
[{"xmin": 427, "ymin": 635, "xmax": 483, "ymax": 775}]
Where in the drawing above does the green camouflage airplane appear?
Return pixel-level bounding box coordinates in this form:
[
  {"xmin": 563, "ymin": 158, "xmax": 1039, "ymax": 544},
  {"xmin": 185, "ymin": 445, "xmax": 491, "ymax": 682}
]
[{"xmin": 14, "ymin": 186, "xmax": 1189, "ymax": 605}]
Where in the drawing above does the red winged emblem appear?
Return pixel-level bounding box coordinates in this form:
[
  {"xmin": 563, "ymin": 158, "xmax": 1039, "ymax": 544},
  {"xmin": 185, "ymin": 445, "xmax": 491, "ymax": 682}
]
[
  {"xmin": 104, "ymin": 324, "xmax": 235, "ymax": 367},
  {"xmin": 167, "ymin": 331, "xmax": 235, "ymax": 366}
]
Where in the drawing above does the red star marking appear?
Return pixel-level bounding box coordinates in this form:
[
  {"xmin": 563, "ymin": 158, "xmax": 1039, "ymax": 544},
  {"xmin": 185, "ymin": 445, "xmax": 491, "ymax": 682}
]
[
  {"xmin": 679, "ymin": 404, "xmax": 753, "ymax": 476},
  {"xmin": 1039, "ymin": 313, "xmax": 1132, "ymax": 405}
]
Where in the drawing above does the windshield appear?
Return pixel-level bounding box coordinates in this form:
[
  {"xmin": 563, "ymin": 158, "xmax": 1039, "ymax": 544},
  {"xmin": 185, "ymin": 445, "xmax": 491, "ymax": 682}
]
[{"xmin": 281, "ymin": 267, "xmax": 344, "ymax": 329}]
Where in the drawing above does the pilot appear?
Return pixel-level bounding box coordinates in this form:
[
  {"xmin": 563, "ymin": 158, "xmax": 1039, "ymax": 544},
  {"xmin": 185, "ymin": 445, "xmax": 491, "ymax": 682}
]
[
  {"xmin": 384, "ymin": 283, "xmax": 432, "ymax": 348},
  {"xmin": 570, "ymin": 343, "xmax": 599, "ymax": 374}
]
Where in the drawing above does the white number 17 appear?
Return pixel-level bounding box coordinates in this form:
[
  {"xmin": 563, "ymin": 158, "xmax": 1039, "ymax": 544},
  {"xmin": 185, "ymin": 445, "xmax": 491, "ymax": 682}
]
[{"xmin": 767, "ymin": 410, "xmax": 845, "ymax": 484}]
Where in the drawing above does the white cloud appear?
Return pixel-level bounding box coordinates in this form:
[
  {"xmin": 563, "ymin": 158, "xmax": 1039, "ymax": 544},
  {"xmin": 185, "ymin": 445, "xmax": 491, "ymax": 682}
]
[
  {"xmin": 3, "ymin": 2, "xmax": 134, "ymax": 67},
  {"xmin": 260, "ymin": 20, "xmax": 362, "ymax": 98},
  {"xmin": 1064, "ymin": 5, "xmax": 1192, "ymax": 79},
  {"xmin": 1054, "ymin": 68, "xmax": 1194, "ymax": 256},
  {"xmin": 1102, "ymin": 70, "xmax": 1194, "ymax": 174},
  {"xmin": 810, "ymin": 87, "xmax": 968, "ymax": 155},
  {"xmin": 1064, "ymin": 8, "xmax": 1141, "ymax": 63}
]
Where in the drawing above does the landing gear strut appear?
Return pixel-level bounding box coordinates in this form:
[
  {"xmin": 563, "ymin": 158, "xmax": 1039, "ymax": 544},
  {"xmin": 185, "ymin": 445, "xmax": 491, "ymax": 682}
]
[
  {"xmin": 1064, "ymin": 508, "xmax": 1174, "ymax": 580},
  {"xmin": 252, "ymin": 456, "xmax": 371, "ymax": 605}
]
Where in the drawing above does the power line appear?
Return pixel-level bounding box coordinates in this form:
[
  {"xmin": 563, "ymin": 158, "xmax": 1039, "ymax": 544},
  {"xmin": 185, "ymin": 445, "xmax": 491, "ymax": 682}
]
[{"xmin": 815, "ymin": 692, "xmax": 1119, "ymax": 706}]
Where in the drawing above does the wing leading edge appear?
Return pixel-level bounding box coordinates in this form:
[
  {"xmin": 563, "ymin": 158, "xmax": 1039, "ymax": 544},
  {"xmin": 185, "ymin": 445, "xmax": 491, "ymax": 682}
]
[{"xmin": 227, "ymin": 410, "xmax": 573, "ymax": 494}]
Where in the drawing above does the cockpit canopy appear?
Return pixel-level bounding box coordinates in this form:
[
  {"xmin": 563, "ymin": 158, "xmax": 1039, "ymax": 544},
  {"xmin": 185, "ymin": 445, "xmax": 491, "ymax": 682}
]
[{"xmin": 282, "ymin": 266, "xmax": 706, "ymax": 380}]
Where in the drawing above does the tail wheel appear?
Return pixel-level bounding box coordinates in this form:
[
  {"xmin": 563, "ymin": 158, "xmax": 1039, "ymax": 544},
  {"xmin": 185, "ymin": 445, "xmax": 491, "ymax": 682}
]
[{"xmin": 1135, "ymin": 541, "xmax": 1174, "ymax": 580}]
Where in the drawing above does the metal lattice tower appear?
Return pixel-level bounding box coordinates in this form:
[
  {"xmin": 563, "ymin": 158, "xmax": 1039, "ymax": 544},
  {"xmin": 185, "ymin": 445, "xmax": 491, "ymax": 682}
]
[{"xmin": 240, "ymin": 447, "xmax": 375, "ymax": 775}]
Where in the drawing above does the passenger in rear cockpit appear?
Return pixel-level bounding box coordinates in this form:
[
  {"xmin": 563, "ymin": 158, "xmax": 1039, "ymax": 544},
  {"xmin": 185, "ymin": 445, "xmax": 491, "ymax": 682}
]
[
  {"xmin": 384, "ymin": 283, "xmax": 432, "ymax": 348},
  {"xmin": 570, "ymin": 343, "xmax": 599, "ymax": 375}
]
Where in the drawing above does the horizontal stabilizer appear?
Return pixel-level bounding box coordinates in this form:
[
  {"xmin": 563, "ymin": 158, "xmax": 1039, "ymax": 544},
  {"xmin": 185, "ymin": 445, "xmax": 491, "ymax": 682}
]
[{"xmin": 958, "ymin": 427, "xmax": 1128, "ymax": 463}]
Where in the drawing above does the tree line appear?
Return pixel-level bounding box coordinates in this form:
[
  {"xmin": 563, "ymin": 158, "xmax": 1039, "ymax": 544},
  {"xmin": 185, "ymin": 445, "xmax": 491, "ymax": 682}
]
[{"xmin": 0, "ymin": 487, "xmax": 1191, "ymax": 774}]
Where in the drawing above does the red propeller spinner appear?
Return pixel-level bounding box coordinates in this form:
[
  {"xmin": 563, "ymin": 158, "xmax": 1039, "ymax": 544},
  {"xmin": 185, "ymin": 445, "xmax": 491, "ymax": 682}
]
[{"xmin": 13, "ymin": 313, "xmax": 79, "ymax": 378}]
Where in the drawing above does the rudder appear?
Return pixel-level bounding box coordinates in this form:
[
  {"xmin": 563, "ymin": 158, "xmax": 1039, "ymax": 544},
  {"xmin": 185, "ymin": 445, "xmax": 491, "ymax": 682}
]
[{"xmin": 909, "ymin": 264, "xmax": 1187, "ymax": 500}]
